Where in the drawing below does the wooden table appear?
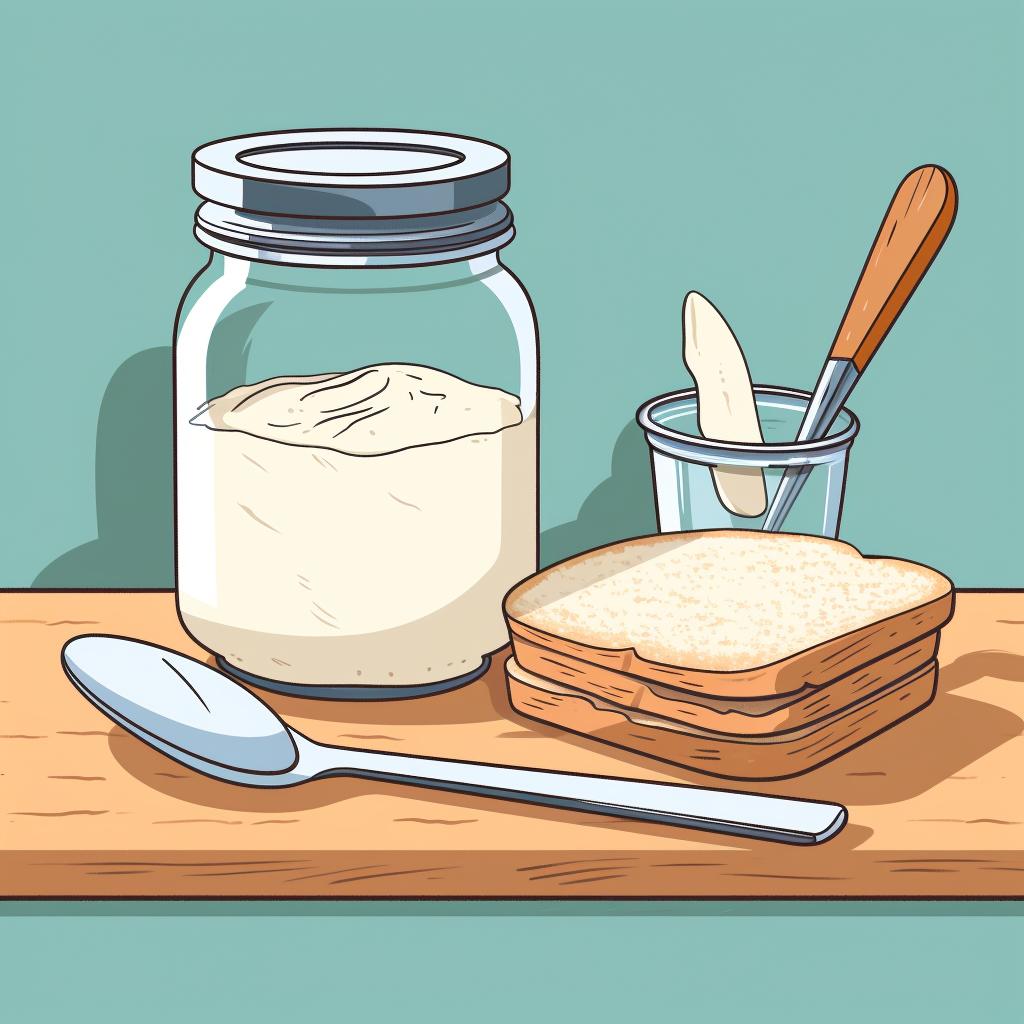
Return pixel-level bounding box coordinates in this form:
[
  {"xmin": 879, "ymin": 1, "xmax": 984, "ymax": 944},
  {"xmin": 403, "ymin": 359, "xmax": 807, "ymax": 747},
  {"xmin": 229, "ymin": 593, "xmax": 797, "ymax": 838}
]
[{"xmin": 3, "ymin": 590, "xmax": 1023, "ymax": 898}]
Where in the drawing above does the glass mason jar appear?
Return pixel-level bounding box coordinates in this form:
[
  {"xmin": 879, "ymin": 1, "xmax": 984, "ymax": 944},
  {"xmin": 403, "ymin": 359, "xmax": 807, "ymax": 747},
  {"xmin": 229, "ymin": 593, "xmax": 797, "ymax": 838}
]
[{"xmin": 173, "ymin": 130, "xmax": 538, "ymax": 699}]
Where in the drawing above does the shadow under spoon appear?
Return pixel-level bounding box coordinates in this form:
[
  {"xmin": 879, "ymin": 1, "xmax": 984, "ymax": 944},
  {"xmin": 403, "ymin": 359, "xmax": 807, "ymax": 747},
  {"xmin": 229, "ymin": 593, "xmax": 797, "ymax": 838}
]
[{"xmin": 61, "ymin": 635, "xmax": 847, "ymax": 845}]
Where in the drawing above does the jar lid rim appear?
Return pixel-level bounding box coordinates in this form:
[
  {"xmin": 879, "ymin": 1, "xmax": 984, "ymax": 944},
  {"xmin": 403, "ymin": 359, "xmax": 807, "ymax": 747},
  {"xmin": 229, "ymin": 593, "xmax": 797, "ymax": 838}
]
[{"xmin": 193, "ymin": 128, "xmax": 510, "ymax": 219}]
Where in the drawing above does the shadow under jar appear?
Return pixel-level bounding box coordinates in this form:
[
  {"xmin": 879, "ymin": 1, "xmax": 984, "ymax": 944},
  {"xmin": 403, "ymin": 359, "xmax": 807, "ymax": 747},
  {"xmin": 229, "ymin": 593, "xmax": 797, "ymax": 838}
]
[{"xmin": 174, "ymin": 130, "xmax": 538, "ymax": 699}]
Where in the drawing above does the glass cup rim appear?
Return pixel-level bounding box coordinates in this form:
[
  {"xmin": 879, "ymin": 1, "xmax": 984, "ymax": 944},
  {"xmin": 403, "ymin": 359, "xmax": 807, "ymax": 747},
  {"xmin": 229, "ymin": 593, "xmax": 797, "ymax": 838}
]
[{"xmin": 636, "ymin": 384, "xmax": 860, "ymax": 458}]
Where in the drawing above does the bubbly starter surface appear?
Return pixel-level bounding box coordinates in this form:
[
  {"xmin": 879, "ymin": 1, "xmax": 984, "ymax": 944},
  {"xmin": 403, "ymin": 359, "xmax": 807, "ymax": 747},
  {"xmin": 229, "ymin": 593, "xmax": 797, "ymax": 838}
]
[{"xmin": 177, "ymin": 364, "xmax": 536, "ymax": 686}]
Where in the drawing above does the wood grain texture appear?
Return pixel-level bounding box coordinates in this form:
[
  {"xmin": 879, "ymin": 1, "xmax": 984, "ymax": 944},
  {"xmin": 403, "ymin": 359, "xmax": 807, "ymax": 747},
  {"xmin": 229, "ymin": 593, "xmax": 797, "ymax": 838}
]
[
  {"xmin": 829, "ymin": 165, "xmax": 957, "ymax": 371},
  {"xmin": 507, "ymin": 659, "xmax": 937, "ymax": 780},
  {"xmin": 2, "ymin": 590, "xmax": 1024, "ymax": 898}
]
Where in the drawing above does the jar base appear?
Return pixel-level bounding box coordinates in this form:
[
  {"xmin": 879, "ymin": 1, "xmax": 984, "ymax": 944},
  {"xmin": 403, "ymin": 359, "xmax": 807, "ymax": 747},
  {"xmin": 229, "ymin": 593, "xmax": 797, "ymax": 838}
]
[{"xmin": 215, "ymin": 655, "xmax": 491, "ymax": 701}]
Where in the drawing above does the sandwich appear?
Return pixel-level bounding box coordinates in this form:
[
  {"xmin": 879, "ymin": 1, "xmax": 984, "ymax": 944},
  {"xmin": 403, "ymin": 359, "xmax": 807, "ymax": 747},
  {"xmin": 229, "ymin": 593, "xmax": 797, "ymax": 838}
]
[{"xmin": 503, "ymin": 531, "xmax": 953, "ymax": 780}]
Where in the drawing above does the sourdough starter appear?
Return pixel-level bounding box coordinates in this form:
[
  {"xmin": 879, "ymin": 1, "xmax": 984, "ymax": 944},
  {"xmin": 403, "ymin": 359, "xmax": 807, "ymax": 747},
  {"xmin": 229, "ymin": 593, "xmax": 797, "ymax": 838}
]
[{"xmin": 177, "ymin": 364, "xmax": 535, "ymax": 686}]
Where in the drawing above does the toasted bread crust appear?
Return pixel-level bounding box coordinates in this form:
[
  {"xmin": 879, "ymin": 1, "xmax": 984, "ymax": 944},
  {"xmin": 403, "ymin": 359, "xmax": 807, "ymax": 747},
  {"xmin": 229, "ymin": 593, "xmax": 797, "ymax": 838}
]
[
  {"xmin": 505, "ymin": 531, "xmax": 954, "ymax": 698},
  {"xmin": 509, "ymin": 593, "xmax": 951, "ymax": 697},
  {"xmin": 506, "ymin": 657, "xmax": 938, "ymax": 781},
  {"xmin": 511, "ymin": 632, "xmax": 938, "ymax": 734}
]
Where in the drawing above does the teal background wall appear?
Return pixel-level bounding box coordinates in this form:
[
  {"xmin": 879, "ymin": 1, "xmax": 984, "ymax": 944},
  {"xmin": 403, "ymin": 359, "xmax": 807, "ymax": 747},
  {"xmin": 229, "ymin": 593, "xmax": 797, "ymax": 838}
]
[
  {"xmin": 5, "ymin": 0, "xmax": 1023, "ymax": 587},
  {"xmin": 2, "ymin": 902, "xmax": 1022, "ymax": 1022},
  {"xmin": 4, "ymin": 1, "xmax": 1022, "ymax": 1020}
]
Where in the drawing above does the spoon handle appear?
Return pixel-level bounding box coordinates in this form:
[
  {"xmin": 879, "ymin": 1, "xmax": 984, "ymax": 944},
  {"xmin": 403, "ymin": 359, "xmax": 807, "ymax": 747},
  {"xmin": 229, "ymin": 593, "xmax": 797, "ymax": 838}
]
[{"xmin": 330, "ymin": 748, "xmax": 846, "ymax": 845}]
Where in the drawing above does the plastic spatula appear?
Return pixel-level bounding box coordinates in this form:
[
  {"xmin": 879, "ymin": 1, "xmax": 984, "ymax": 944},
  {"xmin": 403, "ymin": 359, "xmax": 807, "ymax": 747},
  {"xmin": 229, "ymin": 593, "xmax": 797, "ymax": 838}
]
[{"xmin": 683, "ymin": 292, "xmax": 767, "ymax": 517}]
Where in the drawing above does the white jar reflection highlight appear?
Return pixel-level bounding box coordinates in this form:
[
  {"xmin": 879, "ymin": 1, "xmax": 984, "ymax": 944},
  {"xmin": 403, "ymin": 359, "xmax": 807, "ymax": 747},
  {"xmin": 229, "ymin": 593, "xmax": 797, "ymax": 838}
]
[{"xmin": 174, "ymin": 131, "xmax": 538, "ymax": 698}]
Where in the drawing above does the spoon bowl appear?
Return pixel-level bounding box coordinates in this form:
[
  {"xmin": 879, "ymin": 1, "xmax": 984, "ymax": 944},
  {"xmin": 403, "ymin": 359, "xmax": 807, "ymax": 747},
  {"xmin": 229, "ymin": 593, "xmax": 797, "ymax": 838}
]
[{"xmin": 63, "ymin": 635, "xmax": 300, "ymax": 778}]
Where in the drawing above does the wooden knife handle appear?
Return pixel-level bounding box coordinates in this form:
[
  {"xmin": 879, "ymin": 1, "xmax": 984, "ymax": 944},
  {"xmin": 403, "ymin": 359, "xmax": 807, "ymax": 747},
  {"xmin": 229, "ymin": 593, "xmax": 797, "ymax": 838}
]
[{"xmin": 830, "ymin": 165, "xmax": 957, "ymax": 371}]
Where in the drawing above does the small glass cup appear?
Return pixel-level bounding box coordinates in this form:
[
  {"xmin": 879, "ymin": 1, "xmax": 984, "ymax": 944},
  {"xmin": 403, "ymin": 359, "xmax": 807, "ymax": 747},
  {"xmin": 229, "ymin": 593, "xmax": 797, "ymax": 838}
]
[{"xmin": 636, "ymin": 386, "xmax": 859, "ymax": 538}]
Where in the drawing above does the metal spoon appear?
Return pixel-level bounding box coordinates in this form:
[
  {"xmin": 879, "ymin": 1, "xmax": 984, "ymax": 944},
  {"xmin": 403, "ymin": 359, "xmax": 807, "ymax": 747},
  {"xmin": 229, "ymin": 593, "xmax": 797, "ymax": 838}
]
[
  {"xmin": 61, "ymin": 635, "xmax": 847, "ymax": 845},
  {"xmin": 762, "ymin": 165, "xmax": 957, "ymax": 532}
]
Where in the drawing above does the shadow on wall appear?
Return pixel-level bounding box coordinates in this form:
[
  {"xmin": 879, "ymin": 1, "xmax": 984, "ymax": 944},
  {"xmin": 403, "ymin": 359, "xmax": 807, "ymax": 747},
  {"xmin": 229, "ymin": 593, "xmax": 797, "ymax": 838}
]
[
  {"xmin": 34, "ymin": 347, "xmax": 174, "ymax": 588},
  {"xmin": 34, "ymin": 378, "xmax": 651, "ymax": 585},
  {"xmin": 540, "ymin": 420, "xmax": 657, "ymax": 566}
]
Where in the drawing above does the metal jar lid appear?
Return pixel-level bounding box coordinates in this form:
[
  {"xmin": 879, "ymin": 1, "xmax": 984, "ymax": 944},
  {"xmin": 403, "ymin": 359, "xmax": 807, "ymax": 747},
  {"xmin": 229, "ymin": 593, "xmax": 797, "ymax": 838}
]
[{"xmin": 191, "ymin": 128, "xmax": 515, "ymax": 266}]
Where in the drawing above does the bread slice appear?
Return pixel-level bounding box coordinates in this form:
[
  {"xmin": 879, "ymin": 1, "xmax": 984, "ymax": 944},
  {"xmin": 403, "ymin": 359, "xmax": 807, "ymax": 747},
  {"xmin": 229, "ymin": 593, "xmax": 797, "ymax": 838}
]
[
  {"xmin": 506, "ymin": 656, "xmax": 938, "ymax": 780},
  {"xmin": 512, "ymin": 632, "xmax": 938, "ymax": 736},
  {"xmin": 505, "ymin": 531, "xmax": 953, "ymax": 698}
]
